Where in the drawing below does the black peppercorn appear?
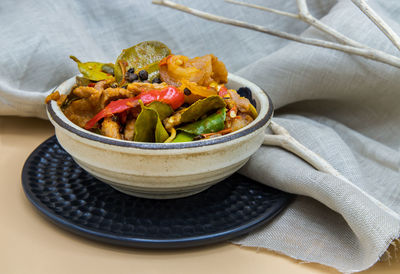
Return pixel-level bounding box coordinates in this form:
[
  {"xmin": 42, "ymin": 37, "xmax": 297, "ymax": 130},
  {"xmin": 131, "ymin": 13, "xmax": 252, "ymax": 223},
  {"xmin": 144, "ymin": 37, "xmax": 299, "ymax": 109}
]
[
  {"xmin": 152, "ymin": 77, "xmax": 162, "ymax": 84},
  {"xmin": 125, "ymin": 73, "xmax": 138, "ymax": 83},
  {"xmin": 125, "ymin": 67, "xmax": 138, "ymax": 83},
  {"xmin": 138, "ymin": 70, "xmax": 148, "ymax": 81},
  {"xmin": 184, "ymin": 88, "xmax": 191, "ymax": 96}
]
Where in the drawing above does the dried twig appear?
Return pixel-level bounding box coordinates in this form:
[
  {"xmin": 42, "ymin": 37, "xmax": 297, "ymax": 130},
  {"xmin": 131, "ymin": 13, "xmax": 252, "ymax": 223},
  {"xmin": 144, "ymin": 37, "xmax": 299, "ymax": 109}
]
[
  {"xmin": 264, "ymin": 121, "xmax": 347, "ymax": 180},
  {"xmin": 226, "ymin": 0, "xmax": 365, "ymax": 48},
  {"xmin": 152, "ymin": 0, "xmax": 400, "ymax": 68},
  {"xmin": 351, "ymin": 0, "xmax": 400, "ymax": 51},
  {"xmin": 224, "ymin": 0, "xmax": 299, "ymax": 19}
]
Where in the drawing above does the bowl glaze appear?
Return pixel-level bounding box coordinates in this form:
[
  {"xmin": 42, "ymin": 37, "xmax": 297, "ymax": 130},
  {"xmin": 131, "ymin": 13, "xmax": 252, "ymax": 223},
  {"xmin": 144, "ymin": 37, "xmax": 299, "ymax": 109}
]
[{"xmin": 47, "ymin": 74, "xmax": 273, "ymax": 199}]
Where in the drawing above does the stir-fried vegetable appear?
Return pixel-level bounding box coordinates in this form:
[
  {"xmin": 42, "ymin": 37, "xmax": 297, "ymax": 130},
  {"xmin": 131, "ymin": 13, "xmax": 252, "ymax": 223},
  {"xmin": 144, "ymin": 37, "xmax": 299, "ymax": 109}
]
[
  {"xmin": 178, "ymin": 108, "xmax": 226, "ymax": 135},
  {"xmin": 84, "ymin": 86, "xmax": 184, "ymax": 129},
  {"xmin": 46, "ymin": 41, "xmax": 258, "ymax": 143}
]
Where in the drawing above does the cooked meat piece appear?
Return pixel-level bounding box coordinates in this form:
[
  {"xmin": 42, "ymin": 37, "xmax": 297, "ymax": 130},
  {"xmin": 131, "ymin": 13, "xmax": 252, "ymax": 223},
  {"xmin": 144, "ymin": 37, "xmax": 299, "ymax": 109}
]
[
  {"xmin": 72, "ymin": 86, "xmax": 102, "ymax": 110},
  {"xmin": 163, "ymin": 110, "xmax": 184, "ymax": 130},
  {"xmin": 124, "ymin": 118, "xmax": 136, "ymax": 140},
  {"xmin": 230, "ymin": 113, "xmax": 254, "ymax": 132},
  {"xmin": 227, "ymin": 89, "xmax": 252, "ymax": 113},
  {"xmin": 99, "ymin": 88, "xmax": 133, "ymax": 109},
  {"xmin": 126, "ymin": 82, "xmax": 168, "ymax": 96},
  {"xmin": 101, "ymin": 117, "xmax": 122, "ymax": 139},
  {"xmin": 63, "ymin": 99, "xmax": 98, "ymax": 128},
  {"xmin": 94, "ymin": 79, "xmax": 112, "ymax": 91}
]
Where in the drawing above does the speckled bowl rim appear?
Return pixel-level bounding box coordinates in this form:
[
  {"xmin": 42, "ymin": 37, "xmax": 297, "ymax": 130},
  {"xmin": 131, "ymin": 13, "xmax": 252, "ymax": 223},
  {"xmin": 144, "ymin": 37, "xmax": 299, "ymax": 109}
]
[{"xmin": 47, "ymin": 74, "xmax": 274, "ymax": 150}]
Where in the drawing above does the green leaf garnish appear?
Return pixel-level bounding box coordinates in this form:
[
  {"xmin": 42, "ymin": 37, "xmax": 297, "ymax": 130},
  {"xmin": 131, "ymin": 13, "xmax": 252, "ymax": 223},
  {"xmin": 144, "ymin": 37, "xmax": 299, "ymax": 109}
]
[
  {"xmin": 133, "ymin": 101, "xmax": 173, "ymax": 143},
  {"xmin": 70, "ymin": 56, "xmax": 114, "ymax": 81},
  {"xmin": 114, "ymin": 41, "xmax": 171, "ymax": 84}
]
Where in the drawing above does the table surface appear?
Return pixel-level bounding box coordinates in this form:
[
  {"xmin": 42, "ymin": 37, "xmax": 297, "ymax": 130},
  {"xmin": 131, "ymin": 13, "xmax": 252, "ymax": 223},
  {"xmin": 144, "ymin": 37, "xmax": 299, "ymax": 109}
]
[{"xmin": 1, "ymin": 116, "xmax": 399, "ymax": 274}]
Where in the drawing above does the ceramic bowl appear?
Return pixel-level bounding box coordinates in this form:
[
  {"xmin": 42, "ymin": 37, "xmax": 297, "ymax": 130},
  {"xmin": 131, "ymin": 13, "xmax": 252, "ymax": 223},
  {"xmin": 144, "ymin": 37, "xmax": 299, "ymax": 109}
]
[{"xmin": 46, "ymin": 74, "xmax": 273, "ymax": 199}]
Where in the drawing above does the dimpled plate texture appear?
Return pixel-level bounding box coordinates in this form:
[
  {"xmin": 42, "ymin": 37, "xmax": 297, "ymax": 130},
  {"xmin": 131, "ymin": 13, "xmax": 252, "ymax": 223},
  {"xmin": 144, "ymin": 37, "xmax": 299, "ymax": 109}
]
[{"xmin": 22, "ymin": 136, "xmax": 292, "ymax": 249}]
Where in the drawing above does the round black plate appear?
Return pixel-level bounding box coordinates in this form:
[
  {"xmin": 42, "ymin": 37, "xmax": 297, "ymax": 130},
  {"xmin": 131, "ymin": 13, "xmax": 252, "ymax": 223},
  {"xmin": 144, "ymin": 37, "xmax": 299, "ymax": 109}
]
[{"xmin": 22, "ymin": 136, "xmax": 292, "ymax": 249}]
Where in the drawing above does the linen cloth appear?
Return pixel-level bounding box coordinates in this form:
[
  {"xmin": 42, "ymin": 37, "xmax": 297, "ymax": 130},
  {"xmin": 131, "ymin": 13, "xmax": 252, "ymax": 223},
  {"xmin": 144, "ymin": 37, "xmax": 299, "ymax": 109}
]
[{"xmin": 1, "ymin": 0, "xmax": 399, "ymax": 272}]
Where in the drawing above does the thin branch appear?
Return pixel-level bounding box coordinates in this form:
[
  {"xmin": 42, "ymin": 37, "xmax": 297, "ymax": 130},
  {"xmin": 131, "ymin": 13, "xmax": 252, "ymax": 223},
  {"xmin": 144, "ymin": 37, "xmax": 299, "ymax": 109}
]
[
  {"xmin": 264, "ymin": 121, "xmax": 346, "ymax": 179},
  {"xmin": 227, "ymin": 0, "xmax": 366, "ymax": 48},
  {"xmin": 295, "ymin": 0, "xmax": 366, "ymax": 48},
  {"xmin": 153, "ymin": 0, "xmax": 400, "ymax": 69},
  {"xmin": 352, "ymin": 0, "xmax": 400, "ymax": 51},
  {"xmin": 296, "ymin": 0, "xmax": 310, "ymax": 15},
  {"xmin": 224, "ymin": 0, "xmax": 299, "ymax": 19}
]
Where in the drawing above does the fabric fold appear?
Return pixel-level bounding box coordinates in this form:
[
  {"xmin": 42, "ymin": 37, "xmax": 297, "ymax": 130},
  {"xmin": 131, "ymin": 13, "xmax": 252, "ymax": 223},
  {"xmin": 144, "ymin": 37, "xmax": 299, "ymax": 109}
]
[{"xmin": 1, "ymin": 0, "xmax": 400, "ymax": 272}]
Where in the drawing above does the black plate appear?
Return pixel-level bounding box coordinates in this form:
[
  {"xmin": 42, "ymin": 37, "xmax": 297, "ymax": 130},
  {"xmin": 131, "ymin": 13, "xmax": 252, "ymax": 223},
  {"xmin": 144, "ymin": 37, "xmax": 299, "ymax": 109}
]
[{"xmin": 22, "ymin": 136, "xmax": 292, "ymax": 249}]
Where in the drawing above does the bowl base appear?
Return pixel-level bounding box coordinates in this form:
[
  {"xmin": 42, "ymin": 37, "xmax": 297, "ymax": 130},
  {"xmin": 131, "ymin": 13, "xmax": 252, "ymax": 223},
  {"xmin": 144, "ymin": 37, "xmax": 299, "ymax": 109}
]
[
  {"xmin": 74, "ymin": 157, "xmax": 249, "ymax": 200},
  {"xmin": 110, "ymin": 185, "xmax": 212, "ymax": 199}
]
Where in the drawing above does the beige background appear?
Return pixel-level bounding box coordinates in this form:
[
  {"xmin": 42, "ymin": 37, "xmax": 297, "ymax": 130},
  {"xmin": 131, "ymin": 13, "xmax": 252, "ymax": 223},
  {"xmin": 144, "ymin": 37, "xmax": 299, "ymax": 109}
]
[{"xmin": 1, "ymin": 116, "xmax": 399, "ymax": 274}]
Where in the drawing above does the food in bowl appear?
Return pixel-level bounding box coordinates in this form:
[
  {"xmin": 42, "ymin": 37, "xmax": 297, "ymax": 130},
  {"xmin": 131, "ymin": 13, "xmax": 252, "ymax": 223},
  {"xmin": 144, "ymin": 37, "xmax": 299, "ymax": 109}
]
[
  {"xmin": 46, "ymin": 41, "xmax": 258, "ymax": 143},
  {"xmin": 45, "ymin": 41, "xmax": 273, "ymax": 199}
]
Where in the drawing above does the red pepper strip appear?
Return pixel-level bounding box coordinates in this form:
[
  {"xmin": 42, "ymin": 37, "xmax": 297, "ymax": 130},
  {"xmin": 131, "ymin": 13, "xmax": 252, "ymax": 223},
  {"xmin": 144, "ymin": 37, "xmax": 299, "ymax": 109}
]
[
  {"xmin": 84, "ymin": 99, "xmax": 134, "ymax": 129},
  {"xmin": 84, "ymin": 86, "xmax": 184, "ymax": 129},
  {"xmin": 218, "ymin": 85, "xmax": 228, "ymax": 97}
]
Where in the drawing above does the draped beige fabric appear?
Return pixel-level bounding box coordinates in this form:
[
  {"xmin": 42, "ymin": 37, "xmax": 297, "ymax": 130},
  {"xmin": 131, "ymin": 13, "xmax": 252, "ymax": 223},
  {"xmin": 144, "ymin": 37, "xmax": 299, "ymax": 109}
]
[{"xmin": 1, "ymin": 0, "xmax": 399, "ymax": 272}]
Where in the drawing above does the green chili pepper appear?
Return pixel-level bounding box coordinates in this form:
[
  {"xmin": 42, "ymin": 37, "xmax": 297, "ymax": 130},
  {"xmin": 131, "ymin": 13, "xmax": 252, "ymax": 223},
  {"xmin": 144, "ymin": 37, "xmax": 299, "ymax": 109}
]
[{"xmin": 178, "ymin": 108, "xmax": 226, "ymax": 136}]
